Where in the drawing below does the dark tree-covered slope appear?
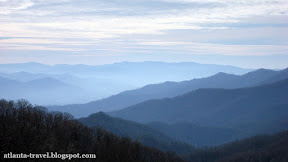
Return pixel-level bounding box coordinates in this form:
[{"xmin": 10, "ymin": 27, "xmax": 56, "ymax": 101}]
[
  {"xmin": 79, "ymin": 112, "xmax": 194, "ymax": 154},
  {"xmin": 0, "ymin": 99, "xmax": 183, "ymax": 162},
  {"xmin": 184, "ymin": 130, "xmax": 288, "ymax": 162}
]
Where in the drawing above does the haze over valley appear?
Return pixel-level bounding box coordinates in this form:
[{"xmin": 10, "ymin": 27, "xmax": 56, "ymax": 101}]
[
  {"xmin": 0, "ymin": 61, "xmax": 251, "ymax": 105},
  {"xmin": 1, "ymin": 0, "xmax": 288, "ymax": 161}
]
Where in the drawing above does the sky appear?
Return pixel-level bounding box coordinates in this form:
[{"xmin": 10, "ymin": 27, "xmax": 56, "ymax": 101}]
[{"xmin": 0, "ymin": 0, "xmax": 288, "ymax": 68}]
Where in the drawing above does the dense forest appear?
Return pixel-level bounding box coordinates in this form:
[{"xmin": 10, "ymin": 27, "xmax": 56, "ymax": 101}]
[
  {"xmin": 1, "ymin": 98, "xmax": 288, "ymax": 162},
  {"xmin": 78, "ymin": 112, "xmax": 288, "ymax": 162},
  {"xmin": 0, "ymin": 99, "xmax": 183, "ymax": 162},
  {"xmin": 79, "ymin": 112, "xmax": 194, "ymax": 154},
  {"xmin": 185, "ymin": 130, "xmax": 288, "ymax": 162}
]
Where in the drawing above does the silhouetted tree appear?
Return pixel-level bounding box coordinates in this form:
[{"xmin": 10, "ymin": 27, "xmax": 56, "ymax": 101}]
[{"xmin": 0, "ymin": 99, "xmax": 184, "ymax": 162}]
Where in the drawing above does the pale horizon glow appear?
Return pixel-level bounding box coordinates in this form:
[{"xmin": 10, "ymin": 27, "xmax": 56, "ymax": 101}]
[{"xmin": 0, "ymin": 0, "xmax": 288, "ymax": 68}]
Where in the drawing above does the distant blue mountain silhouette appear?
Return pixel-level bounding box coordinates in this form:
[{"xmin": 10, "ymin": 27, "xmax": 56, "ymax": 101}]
[
  {"xmin": 50, "ymin": 68, "xmax": 287, "ymax": 118},
  {"xmin": 0, "ymin": 61, "xmax": 251, "ymax": 105},
  {"xmin": 110, "ymin": 78, "xmax": 288, "ymax": 137}
]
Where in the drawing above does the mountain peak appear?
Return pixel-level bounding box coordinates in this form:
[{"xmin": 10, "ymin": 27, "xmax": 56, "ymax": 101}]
[
  {"xmin": 210, "ymin": 72, "xmax": 237, "ymax": 79},
  {"xmin": 243, "ymin": 68, "xmax": 275, "ymax": 76}
]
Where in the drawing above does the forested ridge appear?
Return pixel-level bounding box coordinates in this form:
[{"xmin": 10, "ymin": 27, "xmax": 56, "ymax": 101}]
[
  {"xmin": 1, "ymin": 98, "xmax": 288, "ymax": 162},
  {"xmin": 79, "ymin": 112, "xmax": 194, "ymax": 154},
  {"xmin": 185, "ymin": 130, "xmax": 288, "ymax": 162},
  {"xmin": 0, "ymin": 99, "xmax": 183, "ymax": 162}
]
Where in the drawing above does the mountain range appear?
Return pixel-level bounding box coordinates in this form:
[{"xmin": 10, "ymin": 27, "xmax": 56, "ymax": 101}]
[
  {"xmin": 110, "ymin": 78, "xmax": 288, "ymax": 137},
  {"xmin": 50, "ymin": 68, "xmax": 288, "ymax": 117},
  {"xmin": 0, "ymin": 71, "xmax": 136, "ymax": 104},
  {"xmin": 0, "ymin": 62, "xmax": 250, "ymax": 82},
  {"xmin": 79, "ymin": 112, "xmax": 194, "ymax": 154},
  {"xmin": 0, "ymin": 61, "xmax": 251, "ymax": 105},
  {"xmin": 1, "ymin": 61, "xmax": 288, "ymax": 161},
  {"xmin": 147, "ymin": 122, "xmax": 237, "ymax": 147},
  {"xmin": 0, "ymin": 76, "xmax": 84, "ymax": 105},
  {"xmin": 79, "ymin": 112, "xmax": 238, "ymax": 148}
]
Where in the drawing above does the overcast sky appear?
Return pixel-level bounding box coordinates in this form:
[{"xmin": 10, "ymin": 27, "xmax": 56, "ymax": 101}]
[{"xmin": 0, "ymin": 0, "xmax": 288, "ymax": 68}]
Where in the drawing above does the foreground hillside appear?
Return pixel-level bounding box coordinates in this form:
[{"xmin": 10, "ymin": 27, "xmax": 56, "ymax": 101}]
[
  {"xmin": 2, "ymin": 99, "xmax": 287, "ymax": 161},
  {"xmin": 0, "ymin": 99, "xmax": 183, "ymax": 162},
  {"xmin": 185, "ymin": 130, "xmax": 288, "ymax": 162}
]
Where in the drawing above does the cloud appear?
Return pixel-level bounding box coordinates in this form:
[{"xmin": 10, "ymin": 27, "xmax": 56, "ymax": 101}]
[
  {"xmin": 0, "ymin": 0, "xmax": 288, "ymax": 65},
  {"xmin": 1, "ymin": 36, "xmax": 287, "ymax": 58},
  {"xmin": 0, "ymin": 0, "xmax": 34, "ymax": 14},
  {"xmin": 1, "ymin": 0, "xmax": 287, "ymax": 40},
  {"xmin": 137, "ymin": 41, "xmax": 288, "ymax": 56}
]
